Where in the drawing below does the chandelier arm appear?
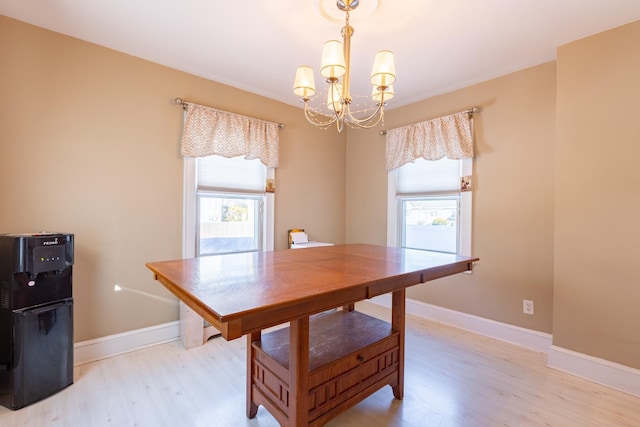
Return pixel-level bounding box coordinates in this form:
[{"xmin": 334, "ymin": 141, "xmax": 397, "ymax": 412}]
[
  {"xmin": 334, "ymin": 103, "xmax": 346, "ymax": 132},
  {"xmin": 344, "ymin": 102, "xmax": 385, "ymax": 127},
  {"xmin": 335, "ymin": 108, "xmax": 345, "ymax": 132},
  {"xmin": 303, "ymin": 100, "xmax": 338, "ymax": 128}
]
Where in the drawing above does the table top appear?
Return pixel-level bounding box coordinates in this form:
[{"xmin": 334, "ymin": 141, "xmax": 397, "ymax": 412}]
[{"xmin": 146, "ymin": 244, "xmax": 478, "ymax": 340}]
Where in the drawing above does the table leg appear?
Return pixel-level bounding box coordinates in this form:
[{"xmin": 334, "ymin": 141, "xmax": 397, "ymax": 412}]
[
  {"xmin": 391, "ymin": 289, "xmax": 405, "ymax": 399},
  {"xmin": 289, "ymin": 316, "xmax": 310, "ymax": 426},
  {"xmin": 246, "ymin": 330, "xmax": 261, "ymax": 419},
  {"xmin": 342, "ymin": 303, "xmax": 355, "ymax": 311}
]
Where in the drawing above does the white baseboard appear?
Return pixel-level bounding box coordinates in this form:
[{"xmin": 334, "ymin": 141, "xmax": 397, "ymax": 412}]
[
  {"xmin": 547, "ymin": 345, "xmax": 640, "ymax": 398},
  {"xmin": 365, "ymin": 294, "xmax": 552, "ymax": 353},
  {"xmin": 74, "ymin": 300, "xmax": 640, "ymax": 399},
  {"xmin": 74, "ymin": 321, "xmax": 180, "ymax": 365},
  {"xmin": 365, "ymin": 296, "xmax": 640, "ymax": 398}
]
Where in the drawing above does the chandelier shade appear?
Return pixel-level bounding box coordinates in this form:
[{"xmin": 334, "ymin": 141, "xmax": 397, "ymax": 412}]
[
  {"xmin": 370, "ymin": 50, "xmax": 396, "ymax": 87},
  {"xmin": 293, "ymin": 0, "xmax": 395, "ymax": 132},
  {"xmin": 320, "ymin": 40, "xmax": 347, "ymax": 78},
  {"xmin": 293, "ymin": 66, "xmax": 316, "ymax": 98},
  {"xmin": 327, "ymin": 82, "xmax": 343, "ymax": 113},
  {"xmin": 372, "ymin": 84, "xmax": 394, "ymax": 103}
]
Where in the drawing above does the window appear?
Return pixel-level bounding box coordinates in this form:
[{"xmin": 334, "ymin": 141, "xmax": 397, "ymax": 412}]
[
  {"xmin": 388, "ymin": 157, "xmax": 472, "ymax": 256},
  {"xmin": 401, "ymin": 197, "xmax": 459, "ymax": 253},
  {"xmin": 197, "ymin": 194, "xmax": 262, "ymax": 256},
  {"xmin": 183, "ymin": 155, "xmax": 274, "ymax": 258}
]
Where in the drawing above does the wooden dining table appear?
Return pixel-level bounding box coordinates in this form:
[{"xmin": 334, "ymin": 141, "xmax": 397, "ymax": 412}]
[{"xmin": 146, "ymin": 244, "xmax": 478, "ymax": 426}]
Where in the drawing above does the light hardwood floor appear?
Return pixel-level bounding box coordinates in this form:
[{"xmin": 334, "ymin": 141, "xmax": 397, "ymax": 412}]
[{"xmin": 2, "ymin": 303, "xmax": 639, "ymax": 427}]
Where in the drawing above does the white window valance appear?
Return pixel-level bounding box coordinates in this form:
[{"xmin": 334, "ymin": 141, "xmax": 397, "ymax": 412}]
[
  {"xmin": 385, "ymin": 110, "xmax": 474, "ymax": 171},
  {"xmin": 181, "ymin": 102, "xmax": 280, "ymax": 168}
]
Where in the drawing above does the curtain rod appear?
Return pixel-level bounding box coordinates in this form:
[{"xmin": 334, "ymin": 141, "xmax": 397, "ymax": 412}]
[
  {"xmin": 378, "ymin": 106, "xmax": 479, "ymax": 136},
  {"xmin": 175, "ymin": 98, "xmax": 285, "ymax": 129}
]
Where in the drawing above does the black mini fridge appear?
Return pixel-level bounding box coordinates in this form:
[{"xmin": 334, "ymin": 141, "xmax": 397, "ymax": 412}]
[{"xmin": 0, "ymin": 233, "xmax": 74, "ymax": 409}]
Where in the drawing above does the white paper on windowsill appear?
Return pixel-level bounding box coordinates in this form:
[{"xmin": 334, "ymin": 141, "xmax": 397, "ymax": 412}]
[
  {"xmin": 290, "ymin": 232, "xmax": 309, "ymax": 244},
  {"xmin": 290, "ymin": 241, "xmax": 334, "ymax": 249}
]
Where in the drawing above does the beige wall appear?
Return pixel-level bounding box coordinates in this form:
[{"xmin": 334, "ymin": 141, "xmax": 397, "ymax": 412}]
[
  {"xmin": 3, "ymin": 13, "xmax": 639, "ymax": 371},
  {"xmin": 554, "ymin": 20, "xmax": 640, "ymax": 369},
  {"xmin": 346, "ymin": 21, "xmax": 640, "ymax": 369},
  {"xmin": 346, "ymin": 63, "xmax": 557, "ymax": 334},
  {"xmin": 0, "ymin": 16, "xmax": 345, "ymax": 341}
]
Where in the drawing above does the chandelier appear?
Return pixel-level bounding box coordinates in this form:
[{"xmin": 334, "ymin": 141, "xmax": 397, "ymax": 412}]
[{"xmin": 292, "ymin": 0, "xmax": 396, "ymax": 132}]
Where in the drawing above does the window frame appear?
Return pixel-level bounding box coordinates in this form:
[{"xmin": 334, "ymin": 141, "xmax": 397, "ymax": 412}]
[
  {"xmin": 387, "ymin": 158, "xmax": 472, "ymax": 258},
  {"xmin": 183, "ymin": 157, "xmax": 274, "ymax": 259}
]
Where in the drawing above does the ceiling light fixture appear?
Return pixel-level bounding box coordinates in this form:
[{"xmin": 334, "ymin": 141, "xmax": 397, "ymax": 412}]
[{"xmin": 293, "ymin": 0, "xmax": 396, "ymax": 132}]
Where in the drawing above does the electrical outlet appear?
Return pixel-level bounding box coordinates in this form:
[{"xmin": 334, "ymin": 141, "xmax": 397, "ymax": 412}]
[{"xmin": 523, "ymin": 299, "xmax": 534, "ymax": 315}]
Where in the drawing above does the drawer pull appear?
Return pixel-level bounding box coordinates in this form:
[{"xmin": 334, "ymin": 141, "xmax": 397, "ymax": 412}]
[{"xmin": 357, "ymin": 354, "xmax": 364, "ymax": 362}]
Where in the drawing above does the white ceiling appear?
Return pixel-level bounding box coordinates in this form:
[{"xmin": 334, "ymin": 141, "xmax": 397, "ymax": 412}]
[{"xmin": 2, "ymin": 0, "xmax": 640, "ymax": 109}]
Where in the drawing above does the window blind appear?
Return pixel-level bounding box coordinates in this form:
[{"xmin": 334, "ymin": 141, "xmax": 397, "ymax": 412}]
[
  {"xmin": 197, "ymin": 155, "xmax": 266, "ymax": 192},
  {"xmin": 396, "ymin": 157, "xmax": 461, "ymax": 194}
]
